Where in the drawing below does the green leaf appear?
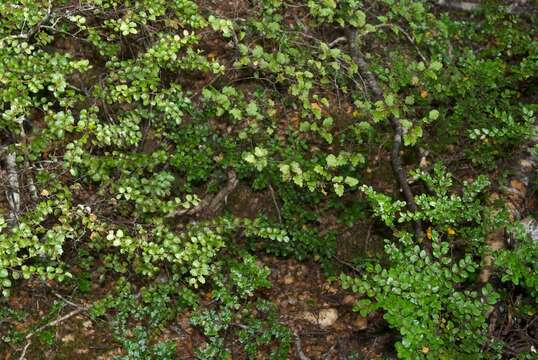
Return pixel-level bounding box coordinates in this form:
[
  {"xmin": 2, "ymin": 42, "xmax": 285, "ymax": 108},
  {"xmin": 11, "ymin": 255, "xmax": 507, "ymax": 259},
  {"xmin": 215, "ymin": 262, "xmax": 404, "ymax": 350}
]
[
  {"xmin": 344, "ymin": 176, "xmax": 359, "ymax": 187},
  {"xmin": 326, "ymin": 154, "xmax": 338, "ymax": 167}
]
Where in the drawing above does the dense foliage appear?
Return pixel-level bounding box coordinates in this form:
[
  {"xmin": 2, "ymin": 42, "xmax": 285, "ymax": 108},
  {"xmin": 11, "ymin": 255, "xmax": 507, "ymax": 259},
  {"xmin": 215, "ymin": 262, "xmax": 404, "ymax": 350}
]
[{"xmin": 0, "ymin": 0, "xmax": 537, "ymax": 358}]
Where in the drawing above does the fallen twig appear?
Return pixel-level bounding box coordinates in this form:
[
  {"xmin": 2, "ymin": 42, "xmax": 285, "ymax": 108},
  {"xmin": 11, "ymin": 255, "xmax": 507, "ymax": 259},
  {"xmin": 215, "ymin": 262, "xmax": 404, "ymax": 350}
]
[
  {"xmin": 295, "ymin": 334, "xmax": 311, "ymax": 360},
  {"xmin": 24, "ymin": 307, "xmax": 84, "ymax": 341},
  {"xmin": 435, "ymin": 0, "xmax": 537, "ymax": 16},
  {"xmin": 18, "ymin": 291, "xmax": 88, "ymax": 359}
]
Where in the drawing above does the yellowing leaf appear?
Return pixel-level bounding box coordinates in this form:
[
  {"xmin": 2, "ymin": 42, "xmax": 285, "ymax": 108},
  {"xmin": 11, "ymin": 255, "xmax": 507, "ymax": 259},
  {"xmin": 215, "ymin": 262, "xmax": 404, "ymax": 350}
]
[
  {"xmin": 447, "ymin": 227, "xmax": 456, "ymax": 236},
  {"xmin": 426, "ymin": 227, "xmax": 433, "ymax": 240}
]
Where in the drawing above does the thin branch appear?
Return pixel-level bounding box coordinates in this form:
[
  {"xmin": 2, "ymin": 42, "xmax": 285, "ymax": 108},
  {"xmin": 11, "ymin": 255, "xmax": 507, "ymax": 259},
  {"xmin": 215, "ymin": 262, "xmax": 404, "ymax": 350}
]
[
  {"xmin": 167, "ymin": 170, "xmax": 238, "ymax": 218},
  {"xmin": 5, "ymin": 151, "xmax": 20, "ymax": 227},
  {"xmin": 18, "ymin": 341, "xmax": 31, "ymax": 360},
  {"xmin": 435, "ymin": 0, "xmax": 537, "ymax": 15},
  {"xmin": 1, "ymin": 0, "xmax": 52, "ymax": 44},
  {"xmin": 25, "ymin": 307, "xmax": 85, "ymax": 341},
  {"xmin": 346, "ymin": 29, "xmax": 423, "ymax": 241},
  {"xmin": 19, "ymin": 120, "xmax": 38, "ymax": 201},
  {"xmin": 268, "ymin": 184, "xmax": 282, "ymax": 223},
  {"xmin": 295, "ymin": 334, "xmax": 311, "ymax": 360},
  {"xmin": 328, "ymin": 36, "xmax": 347, "ymax": 47}
]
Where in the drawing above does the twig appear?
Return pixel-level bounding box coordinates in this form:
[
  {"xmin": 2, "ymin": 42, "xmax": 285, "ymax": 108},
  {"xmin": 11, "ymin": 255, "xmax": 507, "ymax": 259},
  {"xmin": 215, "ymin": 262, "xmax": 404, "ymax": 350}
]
[
  {"xmin": 332, "ymin": 255, "xmax": 362, "ymax": 273},
  {"xmin": 295, "ymin": 334, "xmax": 311, "ymax": 360},
  {"xmin": 5, "ymin": 151, "xmax": 20, "ymax": 227},
  {"xmin": 1, "ymin": 0, "xmax": 53, "ymax": 44},
  {"xmin": 18, "ymin": 341, "xmax": 31, "ymax": 360},
  {"xmin": 17, "ymin": 304, "xmax": 85, "ymax": 358},
  {"xmin": 52, "ymin": 292, "xmax": 87, "ymax": 310},
  {"xmin": 328, "ymin": 36, "xmax": 347, "ymax": 47},
  {"xmin": 19, "ymin": 120, "xmax": 38, "ymax": 201},
  {"xmin": 25, "ymin": 307, "xmax": 84, "ymax": 341},
  {"xmin": 346, "ymin": 29, "xmax": 423, "ymax": 241},
  {"xmin": 436, "ymin": 0, "xmax": 480, "ymax": 12},
  {"xmin": 435, "ymin": 0, "xmax": 537, "ymax": 16},
  {"xmin": 167, "ymin": 170, "xmax": 238, "ymax": 217},
  {"xmin": 268, "ymin": 184, "xmax": 282, "ymax": 223}
]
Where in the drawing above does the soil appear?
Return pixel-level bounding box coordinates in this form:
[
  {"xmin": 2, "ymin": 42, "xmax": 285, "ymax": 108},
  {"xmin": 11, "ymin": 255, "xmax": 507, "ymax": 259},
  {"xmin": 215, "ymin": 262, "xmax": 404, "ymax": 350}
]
[{"xmin": 0, "ymin": 257, "xmax": 397, "ymax": 360}]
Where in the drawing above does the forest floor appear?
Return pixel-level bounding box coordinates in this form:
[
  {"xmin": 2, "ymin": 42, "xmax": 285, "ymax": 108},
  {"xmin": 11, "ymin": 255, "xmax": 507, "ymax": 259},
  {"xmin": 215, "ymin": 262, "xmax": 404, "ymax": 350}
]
[{"xmin": 1, "ymin": 256, "xmax": 396, "ymax": 360}]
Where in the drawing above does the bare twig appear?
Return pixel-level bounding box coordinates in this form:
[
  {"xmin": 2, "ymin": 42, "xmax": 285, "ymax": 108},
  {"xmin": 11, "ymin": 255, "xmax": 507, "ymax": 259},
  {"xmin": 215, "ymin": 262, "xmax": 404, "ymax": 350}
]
[
  {"xmin": 52, "ymin": 292, "xmax": 87, "ymax": 310},
  {"xmin": 332, "ymin": 255, "xmax": 362, "ymax": 273},
  {"xmin": 18, "ymin": 341, "xmax": 31, "ymax": 360},
  {"xmin": 346, "ymin": 29, "xmax": 423, "ymax": 241},
  {"xmin": 435, "ymin": 0, "xmax": 537, "ymax": 15},
  {"xmin": 328, "ymin": 36, "xmax": 347, "ymax": 47},
  {"xmin": 25, "ymin": 307, "xmax": 84, "ymax": 341},
  {"xmin": 268, "ymin": 184, "xmax": 282, "ymax": 223},
  {"xmin": 295, "ymin": 334, "xmax": 311, "ymax": 360}
]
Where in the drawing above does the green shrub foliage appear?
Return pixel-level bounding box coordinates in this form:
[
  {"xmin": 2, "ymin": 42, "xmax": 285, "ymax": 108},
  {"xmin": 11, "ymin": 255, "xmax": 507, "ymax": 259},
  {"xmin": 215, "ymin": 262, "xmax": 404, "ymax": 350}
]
[{"xmin": 0, "ymin": 0, "xmax": 537, "ymax": 358}]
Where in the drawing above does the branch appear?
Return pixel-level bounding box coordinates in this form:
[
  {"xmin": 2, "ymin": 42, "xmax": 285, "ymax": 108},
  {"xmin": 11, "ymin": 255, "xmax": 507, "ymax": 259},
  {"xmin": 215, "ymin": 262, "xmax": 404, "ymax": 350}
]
[
  {"xmin": 347, "ymin": 29, "xmax": 423, "ymax": 240},
  {"xmin": 167, "ymin": 170, "xmax": 238, "ymax": 218},
  {"xmin": 0, "ymin": 0, "xmax": 53, "ymax": 44},
  {"xmin": 295, "ymin": 334, "xmax": 311, "ymax": 360},
  {"xmin": 19, "ymin": 120, "xmax": 38, "ymax": 201},
  {"xmin": 4, "ymin": 151, "xmax": 20, "ymax": 227},
  {"xmin": 435, "ymin": 0, "xmax": 538, "ymax": 16},
  {"xmin": 18, "ymin": 293, "xmax": 88, "ymax": 359}
]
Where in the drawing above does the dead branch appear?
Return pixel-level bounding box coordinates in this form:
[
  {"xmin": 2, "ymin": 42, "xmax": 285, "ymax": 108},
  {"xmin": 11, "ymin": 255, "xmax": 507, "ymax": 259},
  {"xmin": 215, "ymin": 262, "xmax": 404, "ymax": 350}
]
[
  {"xmin": 295, "ymin": 334, "xmax": 311, "ymax": 360},
  {"xmin": 435, "ymin": 0, "xmax": 538, "ymax": 15},
  {"xmin": 18, "ymin": 294, "xmax": 88, "ymax": 359},
  {"xmin": 347, "ymin": 29, "xmax": 423, "ymax": 241},
  {"xmin": 25, "ymin": 307, "xmax": 85, "ymax": 341},
  {"xmin": 167, "ymin": 170, "xmax": 238, "ymax": 218}
]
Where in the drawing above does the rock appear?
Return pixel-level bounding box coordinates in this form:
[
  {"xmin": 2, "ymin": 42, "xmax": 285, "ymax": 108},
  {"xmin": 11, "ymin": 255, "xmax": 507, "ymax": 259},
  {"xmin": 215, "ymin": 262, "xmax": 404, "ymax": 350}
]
[
  {"xmin": 302, "ymin": 308, "xmax": 339, "ymax": 328},
  {"xmin": 318, "ymin": 308, "xmax": 338, "ymax": 328}
]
